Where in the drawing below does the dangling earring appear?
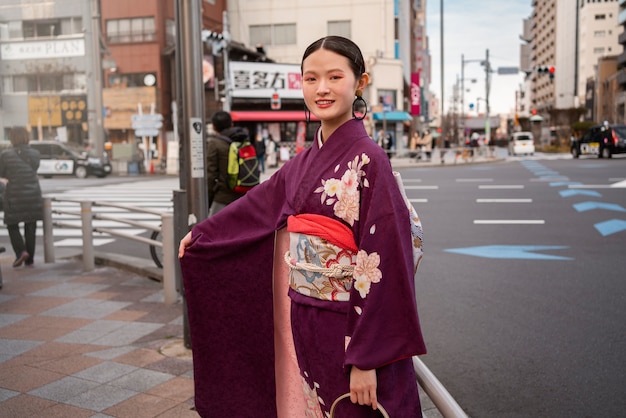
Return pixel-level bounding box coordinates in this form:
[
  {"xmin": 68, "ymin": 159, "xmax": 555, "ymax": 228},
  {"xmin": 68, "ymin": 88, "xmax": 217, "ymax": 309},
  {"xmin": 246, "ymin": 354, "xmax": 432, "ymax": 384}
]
[
  {"xmin": 352, "ymin": 90, "xmax": 367, "ymax": 120},
  {"xmin": 304, "ymin": 103, "xmax": 311, "ymax": 124}
]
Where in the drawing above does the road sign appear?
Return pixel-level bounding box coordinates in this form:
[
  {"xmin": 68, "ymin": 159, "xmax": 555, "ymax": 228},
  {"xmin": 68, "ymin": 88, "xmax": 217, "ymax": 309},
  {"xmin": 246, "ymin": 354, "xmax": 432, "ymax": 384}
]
[
  {"xmin": 497, "ymin": 67, "xmax": 519, "ymax": 75},
  {"xmin": 131, "ymin": 113, "xmax": 163, "ymax": 133},
  {"xmin": 135, "ymin": 128, "xmax": 160, "ymax": 137}
]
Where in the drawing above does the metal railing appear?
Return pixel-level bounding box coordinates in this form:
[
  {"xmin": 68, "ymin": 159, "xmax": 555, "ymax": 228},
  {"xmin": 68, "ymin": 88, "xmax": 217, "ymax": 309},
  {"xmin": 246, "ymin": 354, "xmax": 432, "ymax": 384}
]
[
  {"xmin": 41, "ymin": 196, "xmax": 178, "ymax": 304},
  {"xmin": 40, "ymin": 195, "xmax": 467, "ymax": 417}
]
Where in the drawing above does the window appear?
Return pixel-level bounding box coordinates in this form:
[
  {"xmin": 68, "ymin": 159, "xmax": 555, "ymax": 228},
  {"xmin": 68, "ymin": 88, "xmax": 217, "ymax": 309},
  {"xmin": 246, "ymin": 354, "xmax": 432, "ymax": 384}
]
[
  {"xmin": 594, "ymin": 30, "xmax": 605, "ymax": 37},
  {"xmin": 594, "ymin": 47, "xmax": 605, "ymax": 54},
  {"xmin": 166, "ymin": 19, "xmax": 176, "ymax": 46},
  {"xmin": 108, "ymin": 72, "xmax": 157, "ymax": 88},
  {"xmin": 595, "ymin": 14, "xmax": 606, "ymax": 20},
  {"xmin": 328, "ymin": 20, "xmax": 351, "ymax": 38},
  {"xmin": 250, "ymin": 23, "xmax": 296, "ymax": 46},
  {"xmin": 106, "ymin": 17, "xmax": 156, "ymax": 43}
]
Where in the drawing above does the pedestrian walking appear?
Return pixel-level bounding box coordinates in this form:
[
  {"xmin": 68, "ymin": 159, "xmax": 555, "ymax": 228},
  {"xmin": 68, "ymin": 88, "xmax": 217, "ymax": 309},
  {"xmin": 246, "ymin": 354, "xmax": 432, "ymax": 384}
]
[
  {"xmin": 179, "ymin": 36, "xmax": 426, "ymax": 417},
  {"xmin": 0, "ymin": 127, "xmax": 44, "ymax": 267},
  {"xmin": 254, "ymin": 133, "xmax": 267, "ymax": 174}
]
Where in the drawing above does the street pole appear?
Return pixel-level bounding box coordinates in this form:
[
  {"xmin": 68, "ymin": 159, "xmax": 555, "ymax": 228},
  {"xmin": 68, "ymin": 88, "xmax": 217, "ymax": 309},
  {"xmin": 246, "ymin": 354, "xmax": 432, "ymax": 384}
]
[
  {"xmin": 484, "ymin": 49, "xmax": 489, "ymax": 144},
  {"xmin": 178, "ymin": 0, "xmax": 208, "ymax": 227},
  {"xmin": 222, "ymin": 11, "xmax": 232, "ymax": 112},
  {"xmin": 461, "ymin": 54, "xmax": 465, "ymax": 145},
  {"xmin": 440, "ymin": 0, "xmax": 444, "ymax": 148},
  {"xmin": 89, "ymin": 0, "xmax": 105, "ymax": 157}
]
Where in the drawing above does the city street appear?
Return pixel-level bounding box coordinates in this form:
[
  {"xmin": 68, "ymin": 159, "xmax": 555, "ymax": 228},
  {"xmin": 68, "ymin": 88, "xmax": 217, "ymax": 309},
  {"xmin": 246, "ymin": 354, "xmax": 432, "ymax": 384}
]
[{"xmin": 1, "ymin": 154, "xmax": 625, "ymax": 416}]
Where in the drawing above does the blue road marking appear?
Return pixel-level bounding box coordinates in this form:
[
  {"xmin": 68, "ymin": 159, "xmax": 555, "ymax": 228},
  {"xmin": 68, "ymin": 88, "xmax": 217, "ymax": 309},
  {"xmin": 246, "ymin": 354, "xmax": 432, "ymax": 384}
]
[
  {"xmin": 559, "ymin": 189, "xmax": 602, "ymax": 198},
  {"xmin": 445, "ymin": 245, "xmax": 572, "ymax": 260},
  {"xmin": 550, "ymin": 182, "xmax": 582, "ymax": 187},
  {"xmin": 594, "ymin": 219, "xmax": 626, "ymax": 237},
  {"xmin": 573, "ymin": 202, "xmax": 626, "ymax": 213}
]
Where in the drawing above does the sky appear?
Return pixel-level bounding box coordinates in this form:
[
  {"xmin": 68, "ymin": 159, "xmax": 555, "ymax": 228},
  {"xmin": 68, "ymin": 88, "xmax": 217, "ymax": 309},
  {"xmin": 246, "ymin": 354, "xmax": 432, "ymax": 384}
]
[{"xmin": 426, "ymin": 0, "xmax": 532, "ymax": 116}]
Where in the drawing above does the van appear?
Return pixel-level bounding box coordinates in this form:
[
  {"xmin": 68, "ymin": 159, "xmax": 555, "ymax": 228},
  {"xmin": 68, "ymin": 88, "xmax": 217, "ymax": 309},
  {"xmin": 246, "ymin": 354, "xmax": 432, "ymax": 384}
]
[{"xmin": 508, "ymin": 132, "xmax": 535, "ymax": 156}]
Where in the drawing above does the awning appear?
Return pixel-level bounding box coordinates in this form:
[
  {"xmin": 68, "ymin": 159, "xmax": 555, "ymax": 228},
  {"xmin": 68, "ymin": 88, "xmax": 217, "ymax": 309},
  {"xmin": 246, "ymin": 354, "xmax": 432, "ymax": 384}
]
[
  {"xmin": 372, "ymin": 111, "xmax": 413, "ymax": 122},
  {"xmin": 230, "ymin": 111, "xmax": 319, "ymax": 122}
]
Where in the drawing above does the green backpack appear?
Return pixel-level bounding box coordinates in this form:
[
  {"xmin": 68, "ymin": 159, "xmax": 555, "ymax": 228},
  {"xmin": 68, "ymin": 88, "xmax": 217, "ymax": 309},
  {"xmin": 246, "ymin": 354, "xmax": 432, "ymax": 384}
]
[{"xmin": 219, "ymin": 133, "xmax": 260, "ymax": 194}]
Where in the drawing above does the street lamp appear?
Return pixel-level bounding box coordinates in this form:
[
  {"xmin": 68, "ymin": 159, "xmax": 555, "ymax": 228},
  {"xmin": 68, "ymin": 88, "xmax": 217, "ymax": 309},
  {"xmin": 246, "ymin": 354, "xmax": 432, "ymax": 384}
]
[{"xmin": 461, "ymin": 54, "xmax": 483, "ymax": 142}]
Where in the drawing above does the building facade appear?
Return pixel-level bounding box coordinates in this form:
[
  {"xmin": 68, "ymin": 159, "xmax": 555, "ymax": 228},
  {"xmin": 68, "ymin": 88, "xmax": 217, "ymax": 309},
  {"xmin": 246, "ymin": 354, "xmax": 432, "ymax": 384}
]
[
  {"xmin": 0, "ymin": 0, "xmax": 98, "ymax": 147},
  {"xmin": 224, "ymin": 0, "xmax": 428, "ymax": 153}
]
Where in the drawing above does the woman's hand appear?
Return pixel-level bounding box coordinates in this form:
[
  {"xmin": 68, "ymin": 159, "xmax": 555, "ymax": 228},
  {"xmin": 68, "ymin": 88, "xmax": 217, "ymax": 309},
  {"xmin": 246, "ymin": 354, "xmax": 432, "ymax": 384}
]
[
  {"xmin": 178, "ymin": 231, "xmax": 192, "ymax": 259},
  {"xmin": 349, "ymin": 366, "xmax": 378, "ymax": 410}
]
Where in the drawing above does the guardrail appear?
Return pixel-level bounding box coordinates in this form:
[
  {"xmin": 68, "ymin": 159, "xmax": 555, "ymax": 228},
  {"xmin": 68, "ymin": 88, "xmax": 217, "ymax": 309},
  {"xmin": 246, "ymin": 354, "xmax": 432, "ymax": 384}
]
[
  {"xmin": 40, "ymin": 196, "xmax": 467, "ymax": 417},
  {"xmin": 41, "ymin": 196, "xmax": 177, "ymax": 304}
]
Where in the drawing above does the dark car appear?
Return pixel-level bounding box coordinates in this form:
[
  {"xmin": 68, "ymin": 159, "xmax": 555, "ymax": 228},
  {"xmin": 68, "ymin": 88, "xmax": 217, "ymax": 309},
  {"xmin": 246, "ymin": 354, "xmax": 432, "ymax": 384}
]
[
  {"xmin": 571, "ymin": 124, "xmax": 626, "ymax": 159},
  {"xmin": 29, "ymin": 141, "xmax": 112, "ymax": 178}
]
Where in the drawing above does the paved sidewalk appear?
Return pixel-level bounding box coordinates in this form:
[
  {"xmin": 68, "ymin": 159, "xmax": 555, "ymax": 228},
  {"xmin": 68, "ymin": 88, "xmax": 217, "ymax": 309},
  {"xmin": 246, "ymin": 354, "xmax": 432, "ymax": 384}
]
[
  {"xmin": 0, "ymin": 256, "xmax": 197, "ymax": 418},
  {"xmin": 0, "ymin": 148, "xmax": 496, "ymax": 417}
]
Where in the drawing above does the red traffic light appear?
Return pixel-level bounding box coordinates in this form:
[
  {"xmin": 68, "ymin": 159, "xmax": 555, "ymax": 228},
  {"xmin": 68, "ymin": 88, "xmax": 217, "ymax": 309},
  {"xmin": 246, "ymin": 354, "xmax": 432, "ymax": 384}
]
[
  {"xmin": 531, "ymin": 109, "xmax": 537, "ymax": 115},
  {"xmin": 271, "ymin": 92, "xmax": 281, "ymax": 110},
  {"xmin": 549, "ymin": 66, "xmax": 555, "ymax": 74}
]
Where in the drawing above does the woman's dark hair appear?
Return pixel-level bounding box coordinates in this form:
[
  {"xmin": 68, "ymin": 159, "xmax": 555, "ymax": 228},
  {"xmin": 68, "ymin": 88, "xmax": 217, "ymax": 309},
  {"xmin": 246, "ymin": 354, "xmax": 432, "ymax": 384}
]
[
  {"xmin": 9, "ymin": 127, "xmax": 30, "ymax": 146},
  {"xmin": 301, "ymin": 36, "xmax": 366, "ymax": 79}
]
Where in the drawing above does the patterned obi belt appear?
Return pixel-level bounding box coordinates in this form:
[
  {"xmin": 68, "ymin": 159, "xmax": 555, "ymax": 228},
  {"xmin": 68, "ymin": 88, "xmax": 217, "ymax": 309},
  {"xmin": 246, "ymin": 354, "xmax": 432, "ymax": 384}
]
[{"xmin": 284, "ymin": 214, "xmax": 358, "ymax": 302}]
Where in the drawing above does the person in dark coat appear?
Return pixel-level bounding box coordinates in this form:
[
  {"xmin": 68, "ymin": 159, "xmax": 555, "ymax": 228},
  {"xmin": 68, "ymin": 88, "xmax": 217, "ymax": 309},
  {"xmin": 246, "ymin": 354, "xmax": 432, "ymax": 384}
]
[
  {"xmin": 206, "ymin": 111, "xmax": 248, "ymax": 216},
  {"xmin": 0, "ymin": 127, "xmax": 44, "ymax": 267}
]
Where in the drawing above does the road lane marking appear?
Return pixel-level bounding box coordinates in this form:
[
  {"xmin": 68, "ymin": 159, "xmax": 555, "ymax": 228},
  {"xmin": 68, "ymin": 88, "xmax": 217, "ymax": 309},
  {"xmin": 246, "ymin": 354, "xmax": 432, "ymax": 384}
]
[
  {"xmin": 404, "ymin": 185, "xmax": 439, "ymax": 190},
  {"xmin": 473, "ymin": 220, "xmax": 545, "ymax": 224},
  {"xmin": 478, "ymin": 185, "xmax": 525, "ymax": 189},
  {"xmin": 476, "ymin": 199, "xmax": 533, "ymax": 203},
  {"xmin": 409, "ymin": 199, "xmax": 428, "ymax": 203},
  {"xmin": 456, "ymin": 178, "xmax": 493, "ymax": 182}
]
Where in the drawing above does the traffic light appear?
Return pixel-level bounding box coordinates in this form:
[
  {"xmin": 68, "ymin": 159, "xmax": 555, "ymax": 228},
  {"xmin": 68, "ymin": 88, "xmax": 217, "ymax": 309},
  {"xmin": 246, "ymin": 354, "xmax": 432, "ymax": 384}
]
[
  {"xmin": 534, "ymin": 65, "xmax": 555, "ymax": 80},
  {"xmin": 271, "ymin": 92, "xmax": 281, "ymax": 110}
]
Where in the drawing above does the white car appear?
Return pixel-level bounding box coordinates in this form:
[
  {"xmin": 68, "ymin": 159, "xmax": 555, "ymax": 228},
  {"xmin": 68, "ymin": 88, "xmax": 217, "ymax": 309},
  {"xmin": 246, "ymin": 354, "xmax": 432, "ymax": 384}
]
[{"xmin": 508, "ymin": 132, "xmax": 535, "ymax": 156}]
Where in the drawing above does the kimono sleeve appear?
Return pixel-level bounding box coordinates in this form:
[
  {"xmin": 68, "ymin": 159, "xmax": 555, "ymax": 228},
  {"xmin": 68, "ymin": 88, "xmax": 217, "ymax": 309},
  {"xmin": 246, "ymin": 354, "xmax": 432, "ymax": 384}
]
[
  {"xmin": 343, "ymin": 156, "xmax": 426, "ymax": 371},
  {"xmin": 179, "ymin": 170, "xmax": 288, "ymax": 417}
]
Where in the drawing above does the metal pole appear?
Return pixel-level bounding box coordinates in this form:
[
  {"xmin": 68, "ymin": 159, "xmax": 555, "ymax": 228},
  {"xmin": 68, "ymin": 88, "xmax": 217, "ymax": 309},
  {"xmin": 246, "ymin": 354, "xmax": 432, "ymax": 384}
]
[
  {"xmin": 90, "ymin": 0, "xmax": 105, "ymax": 157},
  {"xmin": 80, "ymin": 201, "xmax": 95, "ymax": 272},
  {"xmin": 161, "ymin": 213, "xmax": 177, "ymax": 304},
  {"xmin": 222, "ymin": 11, "xmax": 232, "ymax": 112},
  {"xmin": 173, "ymin": 189, "xmax": 191, "ymax": 348},
  {"xmin": 42, "ymin": 197, "xmax": 55, "ymax": 263},
  {"xmin": 485, "ymin": 49, "xmax": 491, "ymax": 146},
  {"xmin": 461, "ymin": 54, "xmax": 465, "ymax": 145},
  {"xmin": 174, "ymin": 0, "xmax": 186, "ymax": 190},
  {"xmin": 179, "ymin": 0, "xmax": 208, "ymax": 225},
  {"xmin": 440, "ymin": 0, "xmax": 444, "ymax": 147}
]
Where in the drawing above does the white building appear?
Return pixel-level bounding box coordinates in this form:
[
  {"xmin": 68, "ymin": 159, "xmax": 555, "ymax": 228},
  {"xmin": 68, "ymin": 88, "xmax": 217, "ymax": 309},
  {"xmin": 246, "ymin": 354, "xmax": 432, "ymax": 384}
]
[
  {"xmin": 577, "ymin": 0, "xmax": 621, "ymax": 107},
  {"xmin": 225, "ymin": 0, "xmax": 422, "ymax": 145}
]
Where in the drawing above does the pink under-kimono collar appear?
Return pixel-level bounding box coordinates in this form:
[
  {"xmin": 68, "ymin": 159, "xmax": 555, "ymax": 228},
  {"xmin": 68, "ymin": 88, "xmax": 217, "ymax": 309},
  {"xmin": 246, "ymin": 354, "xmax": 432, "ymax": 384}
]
[{"xmin": 287, "ymin": 214, "xmax": 358, "ymax": 252}]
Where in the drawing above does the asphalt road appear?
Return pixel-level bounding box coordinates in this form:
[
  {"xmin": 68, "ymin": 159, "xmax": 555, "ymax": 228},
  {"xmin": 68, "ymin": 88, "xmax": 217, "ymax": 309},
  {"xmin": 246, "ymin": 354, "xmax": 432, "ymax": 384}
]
[
  {"xmin": 4, "ymin": 155, "xmax": 625, "ymax": 416},
  {"xmin": 398, "ymin": 156, "xmax": 626, "ymax": 417}
]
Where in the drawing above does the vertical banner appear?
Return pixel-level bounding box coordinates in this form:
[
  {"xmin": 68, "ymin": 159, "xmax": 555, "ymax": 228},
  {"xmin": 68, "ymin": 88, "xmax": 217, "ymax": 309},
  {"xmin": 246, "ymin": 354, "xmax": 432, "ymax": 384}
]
[{"xmin": 410, "ymin": 72, "xmax": 421, "ymax": 116}]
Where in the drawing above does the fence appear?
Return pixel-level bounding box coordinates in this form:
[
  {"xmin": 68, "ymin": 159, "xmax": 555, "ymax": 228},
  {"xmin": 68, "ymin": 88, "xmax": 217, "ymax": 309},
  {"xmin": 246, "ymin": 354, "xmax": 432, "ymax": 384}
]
[{"xmin": 41, "ymin": 196, "xmax": 178, "ymax": 304}]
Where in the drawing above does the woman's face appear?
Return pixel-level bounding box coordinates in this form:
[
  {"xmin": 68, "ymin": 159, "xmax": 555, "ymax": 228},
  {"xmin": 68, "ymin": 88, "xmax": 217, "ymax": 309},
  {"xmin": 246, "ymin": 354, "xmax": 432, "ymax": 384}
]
[{"xmin": 302, "ymin": 48, "xmax": 366, "ymax": 131}]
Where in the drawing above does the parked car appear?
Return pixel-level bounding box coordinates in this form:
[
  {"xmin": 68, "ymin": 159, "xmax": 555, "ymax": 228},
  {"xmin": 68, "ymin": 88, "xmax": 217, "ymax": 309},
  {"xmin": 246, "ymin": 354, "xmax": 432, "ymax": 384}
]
[
  {"xmin": 571, "ymin": 124, "xmax": 626, "ymax": 159},
  {"xmin": 508, "ymin": 131, "xmax": 535, "ymax": 156},
  {"xmin": 28, "ymin": 141, "xmax": 112, "ymax": 178}
]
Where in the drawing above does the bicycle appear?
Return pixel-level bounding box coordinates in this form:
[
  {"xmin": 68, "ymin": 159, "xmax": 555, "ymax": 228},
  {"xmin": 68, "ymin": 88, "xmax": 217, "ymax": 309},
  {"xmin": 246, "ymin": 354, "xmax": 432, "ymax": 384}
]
[{"xmin": 149, "ymin": 229, "xmax": 163, "ymax": 268}]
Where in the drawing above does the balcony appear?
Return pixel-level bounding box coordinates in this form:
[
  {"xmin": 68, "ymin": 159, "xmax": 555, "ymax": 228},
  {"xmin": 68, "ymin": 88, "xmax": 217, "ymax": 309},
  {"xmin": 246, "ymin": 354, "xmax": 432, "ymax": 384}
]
[
  {"xmin": 617, "ymin": 71, "xmax": 626, "ymax": 88},
  {"xmin": 619, "ymin": 30, "xmax": 626, "ymax": 45},
  {"xmin": 618, "ymin": 50, "xmax": 626, "ymax": 67}
]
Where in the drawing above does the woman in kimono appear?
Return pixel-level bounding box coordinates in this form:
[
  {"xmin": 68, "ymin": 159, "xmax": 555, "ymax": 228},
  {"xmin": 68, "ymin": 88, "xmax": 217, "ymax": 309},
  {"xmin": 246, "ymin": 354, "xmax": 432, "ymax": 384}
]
[{"xmin": 179, "ymin": 36, "xmax": 426, "ymax": 417}]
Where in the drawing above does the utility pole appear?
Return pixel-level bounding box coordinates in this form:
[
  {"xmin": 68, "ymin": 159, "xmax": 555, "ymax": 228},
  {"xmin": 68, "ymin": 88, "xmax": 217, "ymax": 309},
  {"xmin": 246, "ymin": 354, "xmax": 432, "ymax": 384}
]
[
  {"xmin": 440, "ymin": 0, "xmax": 444, "ymax": 147},
  {"xmin": 89, "ymin": 0, "xmax": 104, "ymax": 157},
  {"xmin": 484, "ymin": 49, "xmax": 491, "ymax": 146},
  {"xmin": 221, "ymin": 11, "xmax": 232, "ymax": 112},
  {"xmin": 178, "ymin": 0, "xmax": 208, "ymax": 226}
]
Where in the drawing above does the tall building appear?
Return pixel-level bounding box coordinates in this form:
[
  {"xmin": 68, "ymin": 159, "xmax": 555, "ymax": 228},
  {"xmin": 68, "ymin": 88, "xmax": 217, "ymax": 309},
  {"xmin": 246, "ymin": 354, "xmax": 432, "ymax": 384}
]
[
  {"xmin": 577, "ymin": 0, "xmax": 620, "ymax": 111},
  {"xmin": 617, "ymin": 0, "xmax": 626, "ymax": 122},
  {"xmin": 0, "ymin": 0, "xmax": 100, "ymax": 147}
]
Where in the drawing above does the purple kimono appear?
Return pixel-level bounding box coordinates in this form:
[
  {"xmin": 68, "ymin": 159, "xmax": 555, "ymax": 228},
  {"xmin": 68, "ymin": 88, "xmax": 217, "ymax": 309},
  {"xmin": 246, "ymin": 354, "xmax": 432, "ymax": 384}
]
[{"xmin": 181, "ymin": 119, "xmax": 427, "ymax": 417}]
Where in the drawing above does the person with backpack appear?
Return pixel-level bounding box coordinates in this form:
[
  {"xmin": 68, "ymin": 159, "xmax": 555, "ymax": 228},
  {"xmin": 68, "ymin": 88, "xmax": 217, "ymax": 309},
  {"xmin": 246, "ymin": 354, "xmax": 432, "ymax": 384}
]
[{"xmin": 206, "ymin": 111, "xmax": 259, "ymax": 216}]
